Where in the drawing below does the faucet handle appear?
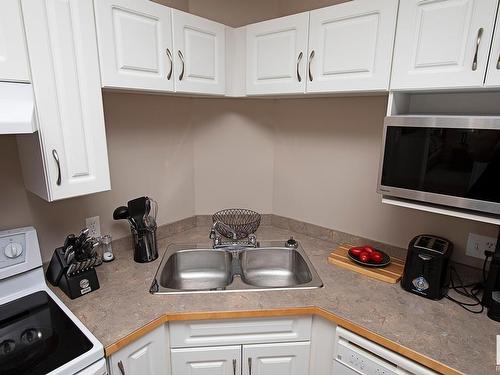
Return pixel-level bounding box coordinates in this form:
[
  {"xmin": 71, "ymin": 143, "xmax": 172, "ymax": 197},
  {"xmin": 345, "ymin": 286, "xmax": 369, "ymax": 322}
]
[{"xmin": 248, "ymin": 234, "xmax": 257, "ymax": 246}]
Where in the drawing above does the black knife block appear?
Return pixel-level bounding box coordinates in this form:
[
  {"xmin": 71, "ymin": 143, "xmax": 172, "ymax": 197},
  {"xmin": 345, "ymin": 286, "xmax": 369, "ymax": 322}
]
[
  {"xmin": 58, "ymin": 269, "xmax": 100, "ymax": 300},
  {"xmin": 46, "ymin": 246, "xmax": 100, "ymax": 299}
]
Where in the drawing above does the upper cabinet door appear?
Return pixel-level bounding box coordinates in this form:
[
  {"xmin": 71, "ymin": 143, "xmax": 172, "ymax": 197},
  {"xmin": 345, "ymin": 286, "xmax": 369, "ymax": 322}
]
[
  {"xmin": 485, "ymin": 4, "xmax": 500, "ymax": 87},
  {"xmin": 94, "ymin": 0, "xmax": 174, "ymax": 92},
  {"xmin": 306, "ymin": 0, "xmax": 398, "ymax": 93},
  {"xmin": 0, "ymin": 0, "xmax": 30, "ymax": 82},
  {"xmin": 246, "ymin": 13, "xmax": 309, "ymax": 95},
  {"xmin": 21, "ymin": 0, "xmax": 110, "ymax": 201},
  {"xmin": 391, "ymin": 0, "xmax": 499, "ymax": 90},
  {"xmin": 172, "ymin": 10, "xmax": 226, "ymax": 95},
  {"xmin": 171, "ymin": 345, "xmax": 241, "ymax": 375},
  {"xmin": 243, "ymin": 342, "xmax": 310, "ymax": 375}
]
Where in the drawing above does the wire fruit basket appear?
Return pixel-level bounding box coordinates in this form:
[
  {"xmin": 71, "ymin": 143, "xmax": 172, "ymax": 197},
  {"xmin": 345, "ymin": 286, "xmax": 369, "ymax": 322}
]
[{"xmin": 212, "ymin": 209, "xmax": 261, "ymax": 240}]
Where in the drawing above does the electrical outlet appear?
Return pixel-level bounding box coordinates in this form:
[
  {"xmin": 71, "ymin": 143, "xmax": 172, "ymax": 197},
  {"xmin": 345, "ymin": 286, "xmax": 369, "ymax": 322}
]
[
  {"xmin": 466, "ymin": 233, "xmax": 496, "ymax": 259},
  {"xmin": 85, "ymin": 216, "xmax": 101, "ymax": 238}
]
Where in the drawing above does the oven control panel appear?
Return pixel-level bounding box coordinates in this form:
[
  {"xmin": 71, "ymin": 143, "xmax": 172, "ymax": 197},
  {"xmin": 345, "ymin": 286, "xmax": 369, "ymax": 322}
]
[
  {"xmin": 0, "ymin": 233, "xmax": 26, "ymax": 270},
  {"xmin": 0, "ymin": 227, "xmax": 41, "ymax": 280}
]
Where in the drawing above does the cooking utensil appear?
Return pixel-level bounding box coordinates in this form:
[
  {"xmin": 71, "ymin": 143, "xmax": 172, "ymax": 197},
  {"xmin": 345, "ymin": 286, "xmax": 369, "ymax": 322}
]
[
  {"xmin": 63, "ymin": 234, "xmax": 76, "ymax": 250},
  {"xmin": 113, "ymin": 206, "xmax": 129, "ymax": 220},
  {"xmin": 128, "ymin": 197, "xmax": 148, "ymax": 229},
  {"xmin": 65, "ymin": 250, "xmax": 75, "ymax": 265}
]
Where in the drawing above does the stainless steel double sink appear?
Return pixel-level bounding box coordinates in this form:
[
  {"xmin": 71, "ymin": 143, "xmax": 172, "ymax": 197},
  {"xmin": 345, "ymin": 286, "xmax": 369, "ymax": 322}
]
[{"xmin": 150, "ymin": 241, "xmax": 323, "ymax": 294}]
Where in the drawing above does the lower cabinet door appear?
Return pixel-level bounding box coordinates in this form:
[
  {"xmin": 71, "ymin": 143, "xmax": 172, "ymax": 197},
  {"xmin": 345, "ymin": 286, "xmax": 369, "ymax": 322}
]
[
  {"xmin": 109, "ymin": 327, "xmax": 168, "ymax": 375},
  {"xmin": 171, "ymin": 345, "xmax": 241, "ymax": 375},
  {"xmin": 243, "ymin": 341, "xmax": 310, "ymax": 375}
]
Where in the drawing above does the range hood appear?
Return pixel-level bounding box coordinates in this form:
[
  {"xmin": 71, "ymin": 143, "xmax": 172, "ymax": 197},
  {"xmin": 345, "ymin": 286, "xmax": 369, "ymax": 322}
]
[{"xmin": 0, "ymin": 81, "xmax": 37, "ymax": 134}]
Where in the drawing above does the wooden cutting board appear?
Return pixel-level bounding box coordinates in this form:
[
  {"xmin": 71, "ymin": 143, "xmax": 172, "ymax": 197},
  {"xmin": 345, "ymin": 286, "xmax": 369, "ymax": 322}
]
[{"xmin": 328, "ymin": 244, "xmax": 405, "ymax": 284}]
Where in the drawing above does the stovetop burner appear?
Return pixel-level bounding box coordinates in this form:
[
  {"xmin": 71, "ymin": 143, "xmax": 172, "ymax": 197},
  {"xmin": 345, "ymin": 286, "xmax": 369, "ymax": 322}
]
[{"xmin": 0, "ymin": 291, "xmax": 93, "ymax": 375}]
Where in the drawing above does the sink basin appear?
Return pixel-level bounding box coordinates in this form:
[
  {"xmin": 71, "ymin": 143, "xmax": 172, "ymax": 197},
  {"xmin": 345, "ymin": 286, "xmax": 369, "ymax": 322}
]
[
  {"xmin": 240, "ymin": 248, "xmax": 312, "ymax": 287},
  {"xmin": 151, "ymin": 241, "xmax": 323, "ymax": 294},
  {"xmin": 159, "ymin": 249, "xmax": 232, "ymax": 290}
]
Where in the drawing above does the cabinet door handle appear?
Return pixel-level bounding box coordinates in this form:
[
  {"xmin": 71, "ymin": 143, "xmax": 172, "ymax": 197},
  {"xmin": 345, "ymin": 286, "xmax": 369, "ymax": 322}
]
[
  {"xmin": 496, "ymin": 52, "xmax": 500, "ymax": 70},
  {"xmin": 232, "ymin": 359, "xmax": 237, "ymax": 375},
  {"xmin": 296, "ymin": 52, "xmax": 303, "ymax": 82},
  {"xmin": 248, "ymin": 357, "xmax": 252, "ymax": 375},
  {"xmin": 308, "ymin": 50, "xmax": 315, "ymax": 81},
  {"xmin": 117, "ymin": 360, "xmax": 125, "ymax": 375},
  {"xmin": 178, "ymin": 50, "xmax": 185, "ymax": 81},
  {"xmin": 166, "ymin": 48, "xmax": 173, "ymax": 80},
  {"xmin": 472, "ymin": 28, "xmax": 483, "ymax": 71},
  {"xmin": 52, "ymin": 149, "xmax": 61, "ymax": 186}
]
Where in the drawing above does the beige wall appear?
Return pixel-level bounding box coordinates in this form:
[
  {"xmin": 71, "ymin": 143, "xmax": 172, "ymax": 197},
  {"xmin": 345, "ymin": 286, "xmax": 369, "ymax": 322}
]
[
  {"xmin": 271, "ymin": 97, "xmax": 498, "ymax": 267},
  {"xmin": 0, "ymin": 0, "xmax": 497, "ymax": 266},
  {"xmin": 192, "ymin": 99, "xmax": 275, "ymax": 214},
  {"xmin": 0, "ymin": 92, "xmax": 196, "ymax": 260}
]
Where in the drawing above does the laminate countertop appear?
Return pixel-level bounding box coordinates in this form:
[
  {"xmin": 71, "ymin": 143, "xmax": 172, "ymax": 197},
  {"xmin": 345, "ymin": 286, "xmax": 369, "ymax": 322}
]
[{"xmin": 49, "ymin": 225, "xmax": 500, "ymax": 375}]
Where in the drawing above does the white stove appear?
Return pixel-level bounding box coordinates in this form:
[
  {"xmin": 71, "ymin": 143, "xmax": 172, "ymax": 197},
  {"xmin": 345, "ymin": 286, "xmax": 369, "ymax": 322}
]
[{"xmin": 0, "ymin": 227, "xmax": 106, "ymax": 375}]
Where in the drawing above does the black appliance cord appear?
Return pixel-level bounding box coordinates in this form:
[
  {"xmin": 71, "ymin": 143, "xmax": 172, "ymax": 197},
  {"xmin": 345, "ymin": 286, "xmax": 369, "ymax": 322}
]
[{"xmin": 445, "ymin": 253, "xmax": 491, "ymax": 314}]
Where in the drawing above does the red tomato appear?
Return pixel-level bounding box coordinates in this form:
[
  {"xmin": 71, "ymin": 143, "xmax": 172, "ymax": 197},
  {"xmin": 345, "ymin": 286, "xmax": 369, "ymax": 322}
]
[
  {"xmin": 363, "ymin": 246, "xmax": 375, "ymax": 253},
  {"xmin": 349, "ymin": 247, "xmax": 364, "ymax": 257},
  {"xmin": 359, "ymin": 252, "xmax": 370, "ymax": 263},
  {"xmin": 370, "ymin": 251, "xmax": 383, "ymax": 263}
]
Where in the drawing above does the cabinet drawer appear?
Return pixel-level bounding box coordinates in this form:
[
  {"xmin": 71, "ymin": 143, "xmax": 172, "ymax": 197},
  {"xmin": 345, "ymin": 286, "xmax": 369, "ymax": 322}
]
[{"xmin": 170, "ymin": 316, "xmax": 312, "ymax": 348}]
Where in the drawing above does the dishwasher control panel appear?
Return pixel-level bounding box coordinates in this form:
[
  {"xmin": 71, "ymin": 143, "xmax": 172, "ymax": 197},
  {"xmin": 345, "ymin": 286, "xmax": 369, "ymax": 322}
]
[
  {"xmin": 333, "ymin": 327, "xmax": 437, "ymax": 375},
  {"xmin": 336, "ymin": 339, "xmax": 399, "ymax": 375}
]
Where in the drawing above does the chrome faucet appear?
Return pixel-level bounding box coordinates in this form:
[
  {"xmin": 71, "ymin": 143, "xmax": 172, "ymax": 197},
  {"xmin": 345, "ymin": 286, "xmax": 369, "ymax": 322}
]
[
  {"xmin": 210, "ymin": 221, "xmax": 237, "ymax": 247},
  {"xmin": 209, "ymin": 221, "xmax": 258, "ymax": 249}
]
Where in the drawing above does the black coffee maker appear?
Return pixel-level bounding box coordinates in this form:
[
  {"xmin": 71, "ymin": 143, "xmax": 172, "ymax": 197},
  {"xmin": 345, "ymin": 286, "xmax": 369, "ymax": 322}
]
[{"xmin": 482, "ymin": 230, "xmax": 500, "ymax": 322}]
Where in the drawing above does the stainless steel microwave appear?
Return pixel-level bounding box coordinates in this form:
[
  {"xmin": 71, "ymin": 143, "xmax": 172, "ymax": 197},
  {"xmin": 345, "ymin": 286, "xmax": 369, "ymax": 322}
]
[{"xmin": 377, "ymin": 116, "xmax": 500, "ymax": 215}]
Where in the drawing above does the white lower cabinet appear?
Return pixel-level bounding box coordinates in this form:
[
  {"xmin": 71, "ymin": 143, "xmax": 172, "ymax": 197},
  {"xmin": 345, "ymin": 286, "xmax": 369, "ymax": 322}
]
[
  {"xmin": 170, "ymin": 342, "xmax": 310, "ymax": 375},
  {"xmin": 169, "ymin": 317, "xmax": 312, "ymax": 375},
  {"xmin": 171, "ymin": 345, "xmax": 241, "ymax": 375},
  {"xmin": 109, "ymin": 326, "xmax": 169, "ymax": 375},
  {"xmin": 243, "ymin": 342, "xmax": 310, "ymax": 375}
]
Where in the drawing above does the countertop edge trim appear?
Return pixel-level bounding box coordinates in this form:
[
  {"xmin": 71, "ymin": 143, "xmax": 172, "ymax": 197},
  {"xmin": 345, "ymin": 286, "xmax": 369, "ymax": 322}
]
[{"xmin": 103, "ymin": 306, "xmax": 463, "ymax": 375}]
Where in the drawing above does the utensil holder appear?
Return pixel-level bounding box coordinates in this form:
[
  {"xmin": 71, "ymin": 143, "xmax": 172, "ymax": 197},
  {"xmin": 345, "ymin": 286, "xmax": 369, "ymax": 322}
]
[
  {"xmin": 46, "ymin": 247, "xmax": 100, "ymax": 299},
  {"xmin": 58, "ymin": 268, "xmax": 100, "ymax": 300},
  {"xmin": 131, "ymin": 225, "xmax": 158, "ymax": 263}
]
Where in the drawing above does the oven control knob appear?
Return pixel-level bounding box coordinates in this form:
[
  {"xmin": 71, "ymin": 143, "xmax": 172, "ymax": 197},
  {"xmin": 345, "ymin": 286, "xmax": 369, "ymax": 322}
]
[
  {"xmin": 0, "ymin": 340, "xmax": 15, "ymax": 355},
  {"xmin": 21, "ymin": 329, "xmax": 42, "ymax": 344},
  {"xmin": 4, "ymin": 242, "xmax": 23, "ymax": 259}
]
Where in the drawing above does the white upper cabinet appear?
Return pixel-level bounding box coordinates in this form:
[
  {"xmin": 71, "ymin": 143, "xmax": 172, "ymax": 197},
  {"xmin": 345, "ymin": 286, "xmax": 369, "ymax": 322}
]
[
  {"xmin": 246, "ymin": 13, "xmax": 309, "ymax": 95},
  {"xmin": 19, "ymin": 0, "xmax": 110, "ymax": 201},
  {"xmin": 171, "ymin": 345, "xmax": 240, "ymax": 375},
  {"xmin": 172, "ymin": 9, "xmax": 226, "ymax": 95},
  {"xmin": 94, "ymin": 0, "xmax": 174, "ymax": 92},
  {"xmin": 391, "ymin": 0, "xmax": 499, "ymax": 90},
  {"xmin": 0, "ymin": 0, "xmax": 30, "ymax": 82},
  {"xmin": 242, "ymin": 342, "xmax": 310, "ymax": 375},
  {"xmin": 306, "ymin": 0, "xmax": 398, "ymax": 93},
  {"xmin": 485, "ymin": 4, "xmax": 500, "ymax": 87}
]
